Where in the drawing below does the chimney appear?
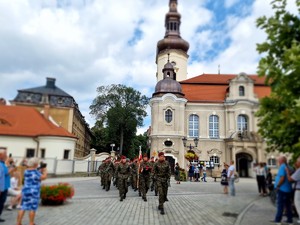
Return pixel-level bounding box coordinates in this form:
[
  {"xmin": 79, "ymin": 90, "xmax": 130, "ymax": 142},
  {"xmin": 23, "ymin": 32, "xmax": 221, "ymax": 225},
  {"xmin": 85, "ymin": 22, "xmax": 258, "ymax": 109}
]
[
  {"xmin": 46, "ymin": 77, "xmax": 56, "ymax": 89},
  {"xmin": 44, "ymin": 104, "xmax": 50, "ymax": 119}
]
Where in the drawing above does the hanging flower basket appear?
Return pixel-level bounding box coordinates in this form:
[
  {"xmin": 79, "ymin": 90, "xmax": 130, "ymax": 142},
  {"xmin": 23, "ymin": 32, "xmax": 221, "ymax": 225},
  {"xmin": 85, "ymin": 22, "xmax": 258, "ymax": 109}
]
[
  {"xmin": 40, "ymin": 183, "xmax": 74, "ymax": 206},
  {"xmin": 184, "ymin": 150, "xmax": 199, "ymax": 161}
]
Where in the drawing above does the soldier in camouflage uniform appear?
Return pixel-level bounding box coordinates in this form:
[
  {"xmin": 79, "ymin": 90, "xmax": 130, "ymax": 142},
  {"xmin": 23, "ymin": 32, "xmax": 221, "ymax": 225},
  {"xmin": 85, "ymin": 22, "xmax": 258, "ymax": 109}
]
[
  {"xmin": 113, "ymin": 159, "xmax": 120, "ymax": 188},
  {"xmin": 139, "ymin": 154, "xmax": 152, "ymax": 201},
  {"xmin": 116, "ymin": 156, "xmax": 130, "ymax": 201},
  {"xmin": 98, "ymin": 159, "xmax": 106, "ymax": 188},
  {"xmin": 153, "ymin": 152, "xmax": 171, "ymax": 215},
  {"xmin": 131, "ymin": 158, "xmax": 138, "ymax": 191},
  {"xmin": 103, "ymin": 157, "xmax": 115, "ymax": 191},
  {"xmin": 149, "ymin": 157, "xmax": 155, "ymax": 192}
]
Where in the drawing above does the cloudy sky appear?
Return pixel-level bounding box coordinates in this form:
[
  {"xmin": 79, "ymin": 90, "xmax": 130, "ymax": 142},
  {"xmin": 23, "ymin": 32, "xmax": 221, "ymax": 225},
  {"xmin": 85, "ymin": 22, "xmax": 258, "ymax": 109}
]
[{"xmin": 0, "ymin": 0, "xmax": 297, "ymax": 133}]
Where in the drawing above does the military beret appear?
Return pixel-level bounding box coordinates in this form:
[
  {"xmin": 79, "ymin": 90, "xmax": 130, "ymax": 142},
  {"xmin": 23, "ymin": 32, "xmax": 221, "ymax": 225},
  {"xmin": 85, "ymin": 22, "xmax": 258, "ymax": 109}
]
[{"xmin": 158, "ymin": 152, "xmax": 164, "ymax": 157}]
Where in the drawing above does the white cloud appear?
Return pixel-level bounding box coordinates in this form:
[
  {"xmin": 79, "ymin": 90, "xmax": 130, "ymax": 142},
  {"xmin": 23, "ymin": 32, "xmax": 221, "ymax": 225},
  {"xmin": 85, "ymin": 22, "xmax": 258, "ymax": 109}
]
[
  {"xmin": 225, "ymin": 0, "xmax": 239, "ymax": 8},
  {"xmin": 0, "ymin": 0, "xmax": 298, "ymax": 132}
]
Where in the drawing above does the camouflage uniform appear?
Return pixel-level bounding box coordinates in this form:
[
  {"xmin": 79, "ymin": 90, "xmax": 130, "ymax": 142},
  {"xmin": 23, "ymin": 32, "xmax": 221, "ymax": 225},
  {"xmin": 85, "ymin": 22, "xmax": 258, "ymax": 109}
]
[
  {"xmin": 153, "ymin": 158, "xmax": 171, "ymax": 214},
  {"xmin": 131, "ymin": 160, "xmax": 138, "ymax": 191},
  {"xmin": 103, "ymin": 159, "xmax": 115, "ymax": 191},
  {"xmin": 98, "ymin": 161, "xmax": 106, "ymax": 188},
  {"xmin": 149, "ymin": 159, "xmax": 157, "ymax": 195},
  {"xmin": 139, "ymin": 160, "xmax": 152, "ymax": 201},
  {"xmin": 116, "ymin": 161, "xmax": 130, "ymax": 201},
  {"xmin": 113, "ymin": 161, "xmax": 120, "ymax": 188}
]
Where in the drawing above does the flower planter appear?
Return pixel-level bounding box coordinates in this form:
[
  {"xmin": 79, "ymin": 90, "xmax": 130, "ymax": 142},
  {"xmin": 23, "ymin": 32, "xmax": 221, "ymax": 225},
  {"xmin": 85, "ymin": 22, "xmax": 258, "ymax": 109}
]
[{"xmin": 40, "ymin": 183, "xmax": 74, "ymax": 206}]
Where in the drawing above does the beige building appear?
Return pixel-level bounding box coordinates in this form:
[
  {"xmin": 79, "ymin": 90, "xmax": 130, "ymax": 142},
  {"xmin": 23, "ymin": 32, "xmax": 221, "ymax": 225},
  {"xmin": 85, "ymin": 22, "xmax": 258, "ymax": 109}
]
[
  {"xmin": 11, "ymin": 77, "xmax": 92, "ymax": 157},
  {"xmin": 149, "ymin": 0, "xmax": 277, "ymax": 177}
]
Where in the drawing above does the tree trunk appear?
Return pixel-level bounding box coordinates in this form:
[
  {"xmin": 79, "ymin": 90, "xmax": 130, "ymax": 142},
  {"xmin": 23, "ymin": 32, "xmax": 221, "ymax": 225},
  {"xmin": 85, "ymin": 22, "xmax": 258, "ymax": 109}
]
[{"xmin": 119, "ymin": 128, "xmax": 124, "ymax": 155}]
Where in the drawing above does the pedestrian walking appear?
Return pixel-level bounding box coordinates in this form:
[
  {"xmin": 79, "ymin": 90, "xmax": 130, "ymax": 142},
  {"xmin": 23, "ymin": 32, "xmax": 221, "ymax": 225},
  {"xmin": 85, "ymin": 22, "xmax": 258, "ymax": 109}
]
[
  {"xmin": 221, "ymin": 164, "xmax": 229, "ymax": 194},
  {"xmin": 257, "ymin": 162, "xmax": 267, "ymax": 196},
  {"xmin": 174, "ymin": 163, "xmax": 180, "ymax": 184},
  {"xmin": 116, "ymin": 156, "xmax": 130, "ymax": 202},
  {"xmin": 270, "ymin": 156, "xmax": 293, "ymax": 225},
  {"xmin": 201, "ymin": 165, "xmax": 207, "ymax": 182},
  {"xmin": 228, "ymin": 160, "xmax": 236, "ymax": 196},
  {"xmin": 188, "ymin": 164, "xmax": 194, "ymax": 182},
  {"xmin": 153, "ymin": 152, "xmax": 171, "ymax": 215},
  {"xmin": 286, "ymin": 156, "xmax": 300, "ymax": 224},
  {"xmin": 194, "ymin": 166, "xmax": 200, "ymax": 182},
  {"xmin": 16, "ymin": 157, "xmax": 48, "ymax": 225}
]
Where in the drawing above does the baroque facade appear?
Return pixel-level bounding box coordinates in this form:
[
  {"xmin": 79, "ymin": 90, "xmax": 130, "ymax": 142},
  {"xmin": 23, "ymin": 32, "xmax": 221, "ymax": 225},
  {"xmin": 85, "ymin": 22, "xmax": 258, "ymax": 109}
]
[
  {"xmin": 149, "ymin": 0, "xmax": 276, "ymax": 177},
  {"xmin": 11, "ymin": 77, "xmax": 92, "ymax": 157}
]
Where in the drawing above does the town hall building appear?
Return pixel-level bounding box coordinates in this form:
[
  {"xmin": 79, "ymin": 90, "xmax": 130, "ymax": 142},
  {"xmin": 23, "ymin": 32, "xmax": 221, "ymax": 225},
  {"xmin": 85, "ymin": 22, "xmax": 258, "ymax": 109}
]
[{"xmin": 149, "ymin": 0, "xmax": 276, "ymax": 177}]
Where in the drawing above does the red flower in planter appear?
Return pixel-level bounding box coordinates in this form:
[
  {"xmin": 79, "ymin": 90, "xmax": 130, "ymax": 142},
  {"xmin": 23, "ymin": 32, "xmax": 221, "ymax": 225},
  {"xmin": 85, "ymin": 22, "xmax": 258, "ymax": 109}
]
[{"xmin": 41, "ymin": 183, "xmax": 75, "ymax": 206}]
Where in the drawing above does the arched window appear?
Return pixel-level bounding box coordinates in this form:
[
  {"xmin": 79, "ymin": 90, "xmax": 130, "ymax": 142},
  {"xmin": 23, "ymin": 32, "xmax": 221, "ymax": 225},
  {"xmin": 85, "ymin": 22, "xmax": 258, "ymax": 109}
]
[
  {"xmin": 237, "ymin": 115, "xmax": 248, "ymax": 131},
  {"xmin": 189, "ymin": 114, "xmax": 199, "ymax": 137},
  {"xmin": 239, "ymin": 86, "xmax": 245, "ymax": 96},
  {"xmin": 209, "ymin": 115, "xmax": 219, "ymax": 139},
  {"xmin": 210, "ymin": 156, "xmax": 220, "ymax": 165},
  {"xmin": 165, "ymin": 109, "xmax": 173, "ymax": 123}
]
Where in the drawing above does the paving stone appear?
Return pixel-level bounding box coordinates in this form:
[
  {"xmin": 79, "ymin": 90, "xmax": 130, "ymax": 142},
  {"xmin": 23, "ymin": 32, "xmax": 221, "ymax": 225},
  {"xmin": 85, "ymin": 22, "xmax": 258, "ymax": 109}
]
[{"xmin": 1, "ymin": 177, "xmax": 283, "ymax": 225}]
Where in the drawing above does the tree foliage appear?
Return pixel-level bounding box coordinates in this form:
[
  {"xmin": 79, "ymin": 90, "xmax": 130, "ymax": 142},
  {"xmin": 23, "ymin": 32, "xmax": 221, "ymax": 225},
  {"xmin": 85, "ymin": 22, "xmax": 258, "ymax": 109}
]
[
  {"xmin": 256, "ymin": 0, "xmax": 300, "ymax": 158},
  {"xmin": 90, "ymin": 84, "xmax": 149, "ymax": 155}
]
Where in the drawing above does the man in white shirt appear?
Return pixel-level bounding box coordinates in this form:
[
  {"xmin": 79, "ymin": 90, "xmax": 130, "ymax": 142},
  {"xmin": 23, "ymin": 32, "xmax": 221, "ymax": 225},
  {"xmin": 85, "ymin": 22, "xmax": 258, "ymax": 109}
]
[{"xmin": 227, "ymin": 160, "xmax": 235, "ymax": 196}]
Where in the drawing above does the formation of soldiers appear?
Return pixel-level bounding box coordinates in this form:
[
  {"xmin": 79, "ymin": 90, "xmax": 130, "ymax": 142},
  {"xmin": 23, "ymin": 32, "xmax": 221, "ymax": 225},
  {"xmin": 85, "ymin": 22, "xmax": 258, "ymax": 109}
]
[{"xmin": 98, "ymin": 152, "xmax": 171, "ymax": 215}]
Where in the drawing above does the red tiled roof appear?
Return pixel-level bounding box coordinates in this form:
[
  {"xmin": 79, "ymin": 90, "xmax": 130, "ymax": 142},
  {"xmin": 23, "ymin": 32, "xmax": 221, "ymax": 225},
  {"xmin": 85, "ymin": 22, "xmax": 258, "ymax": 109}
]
[
  {"xmin": 180, "ymin": 74, "xmax": 270, "ymax": 102},
  {"xmin": 0, "ymin": 105, "xmax": 77, "ymax": 138}
]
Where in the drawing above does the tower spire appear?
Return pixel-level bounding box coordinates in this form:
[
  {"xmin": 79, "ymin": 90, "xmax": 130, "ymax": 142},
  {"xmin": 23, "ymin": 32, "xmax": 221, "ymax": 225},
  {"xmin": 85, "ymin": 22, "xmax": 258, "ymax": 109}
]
[{"xmin": 156, "ymin": 0, "xmax": 189, "ymax": 82}]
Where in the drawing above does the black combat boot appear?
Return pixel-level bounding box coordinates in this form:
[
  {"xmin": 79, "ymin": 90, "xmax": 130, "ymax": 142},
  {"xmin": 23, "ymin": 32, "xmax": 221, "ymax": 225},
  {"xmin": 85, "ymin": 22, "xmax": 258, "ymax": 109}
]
[
  {"xmin": 120, "ymin": 197, "xmax": 123, "ymax": 202},
  {"xmin": 123, "ymin": 193, "xmax": 126, "ymax": 199},
  {"xmin": 160, "ymin": 208, "xmax": 165, "ymax": 215},
  {"xmin": 158, "ymin": 205, "xmax": 162, "ymax": 210},
  {"xmin": 143, "ymin": 196, "xmax": 147, "ymax": 202}
]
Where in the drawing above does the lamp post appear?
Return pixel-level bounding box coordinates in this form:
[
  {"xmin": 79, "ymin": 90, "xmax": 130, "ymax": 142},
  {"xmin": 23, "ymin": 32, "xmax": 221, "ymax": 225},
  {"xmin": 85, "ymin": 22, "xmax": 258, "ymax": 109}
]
[
  {"xmin": 182, "ymin": 137, "xmax": 199, "ymax": 163},
  {"xmin": 110, "ymin": 143, "xmax": 115, "ymax": 151},
  {"xmin": 182, "ymin": 137, "xmax": 199, "ymax": 150}
]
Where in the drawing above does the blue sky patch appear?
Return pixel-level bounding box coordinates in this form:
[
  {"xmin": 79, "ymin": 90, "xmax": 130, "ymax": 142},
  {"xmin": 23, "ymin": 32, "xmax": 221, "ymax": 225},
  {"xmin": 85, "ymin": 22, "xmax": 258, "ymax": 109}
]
[{"xmin": 189, "ymin": 0, "xmax": 255, "ymax": 63}]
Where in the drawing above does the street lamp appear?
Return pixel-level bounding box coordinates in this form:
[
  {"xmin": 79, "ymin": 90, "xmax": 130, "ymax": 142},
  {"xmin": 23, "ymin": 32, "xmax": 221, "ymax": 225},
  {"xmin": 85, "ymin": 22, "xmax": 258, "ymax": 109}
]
[
  {"xmin": 110, "ymin": 143, "xmax": 115, "ymax": 151},
  {"xmin": 182, "ymin": 137, "xmax": 199, "ymax": 150}
]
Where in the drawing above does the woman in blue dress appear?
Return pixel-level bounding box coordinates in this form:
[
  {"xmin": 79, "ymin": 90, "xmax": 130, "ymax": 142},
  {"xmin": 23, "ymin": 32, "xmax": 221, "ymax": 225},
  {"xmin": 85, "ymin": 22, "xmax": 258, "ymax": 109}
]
[{"xmin": 17, "ymin": 157, "xmax": 47, "ymax": 225}]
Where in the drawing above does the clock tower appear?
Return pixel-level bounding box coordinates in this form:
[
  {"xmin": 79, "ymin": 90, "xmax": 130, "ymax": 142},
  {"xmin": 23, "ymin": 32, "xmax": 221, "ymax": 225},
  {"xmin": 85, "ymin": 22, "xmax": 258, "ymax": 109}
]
[{"xmin": 156, "ymin": 0, "xmax": 189, "ymax": 82}]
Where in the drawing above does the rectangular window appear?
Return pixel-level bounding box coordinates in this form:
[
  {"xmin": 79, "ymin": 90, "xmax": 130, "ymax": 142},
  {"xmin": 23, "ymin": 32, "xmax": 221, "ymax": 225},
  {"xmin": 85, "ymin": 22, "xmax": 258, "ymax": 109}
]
[
  {"xmin": 189, "ymin": 115, "xmax": 199, "ymax": 137},
  {"xmin": 209, "ymin": 115, "xmax": 219, "ymax": 139},
  {"xmin": 63, "ymin": 150, "xmax": 70, "ymax": 159},
  {"xmin": 26, "ymin": 149, "xmax": 35, "ymax": 158},
  {"xmin": 40, "ymin": 149, "xmax": 46, "ymax": 158}
]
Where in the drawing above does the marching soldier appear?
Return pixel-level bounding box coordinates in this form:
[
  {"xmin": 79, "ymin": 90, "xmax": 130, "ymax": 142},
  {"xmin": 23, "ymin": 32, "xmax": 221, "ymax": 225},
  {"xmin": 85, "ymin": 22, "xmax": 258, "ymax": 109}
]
[
  {"xmin": 153, "ymin": 152, "xmax": 171, "ymax": 215},
  {"xmin": 131, "ymin": 158, "xmax": 138, "ymax": 191},
  {"xmin": 113, "ymin": 159, "xmax": 120, "ymax": 188},
  {"xmin": 149, "ymin": 157, "xmax": 155, "ymax": 192},
  {"xmin": 98, "ymin": 159, "xmax": 106, "ymax": 188},
  {"xmin": 139, "ymin": 154, "xmax": 152, "ymax": 202},
  {"xmin": 116, "ymin": 155, "xmax": 130, "ymax": 201},
  {"xmin": 103, "ymin": 157, "xmax": 115, "ymax": 191}
]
